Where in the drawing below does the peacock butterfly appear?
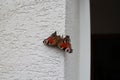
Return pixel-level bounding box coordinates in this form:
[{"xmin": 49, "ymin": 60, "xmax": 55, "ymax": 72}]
[{"xmin": 43, "ymin": 31, "xmax": 73, "ymax": 53}]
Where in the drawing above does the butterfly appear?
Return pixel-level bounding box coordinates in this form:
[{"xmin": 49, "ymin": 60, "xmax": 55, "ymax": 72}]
[{"xmin": 43, "ymin": 31, "xmax": 73, "ymax": 53}]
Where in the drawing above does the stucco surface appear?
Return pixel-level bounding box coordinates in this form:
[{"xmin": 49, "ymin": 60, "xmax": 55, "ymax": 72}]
[{"xmin": 0, "ymin": 0, "xmax": 65, "ymax": 80}]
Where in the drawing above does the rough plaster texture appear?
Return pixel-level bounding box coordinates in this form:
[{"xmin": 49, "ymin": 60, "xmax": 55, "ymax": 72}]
[{"xmin": 0, "ymin": 0, "xmax": 65, "ymax": 80}]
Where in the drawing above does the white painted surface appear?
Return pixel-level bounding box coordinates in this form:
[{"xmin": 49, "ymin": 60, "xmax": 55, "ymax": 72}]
[
  {"xmin": 0, "ymin": 0, "xmax": 65, "ymax": 80},
  {"xmin": 65, "ymin": 0, "xmax": 80, "ymax": 80},
  {"xmin": 79, "ymin": 0, "xmax": 90, "ymax": 80},
  {"xmin": 65, "ymin": 0, "xmax": 90, "ymax": 80}
]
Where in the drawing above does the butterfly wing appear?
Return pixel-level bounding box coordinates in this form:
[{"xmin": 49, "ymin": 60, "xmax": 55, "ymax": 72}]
[
  {"xmin": 57, "ymin": 36, "xmax": 73, "ymax": 53},
  {"xmin": 43, "ymin": 31, "xmax": 61, "ymax": 46}
]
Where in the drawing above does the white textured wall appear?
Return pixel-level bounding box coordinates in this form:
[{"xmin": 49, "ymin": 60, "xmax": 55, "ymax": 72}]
[{"xmin": 0, "ymin": 0, "xmax": 65, "ymax": 80}]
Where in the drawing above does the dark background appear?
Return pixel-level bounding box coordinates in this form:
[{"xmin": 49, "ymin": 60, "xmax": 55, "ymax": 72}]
[
  {"xmin": 91, "ymin": 0, "xmax": 120, "ymax": 34},
  {"xmin": 90, "ymin": 0, "xmax": 120, "ymax": 80}
]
